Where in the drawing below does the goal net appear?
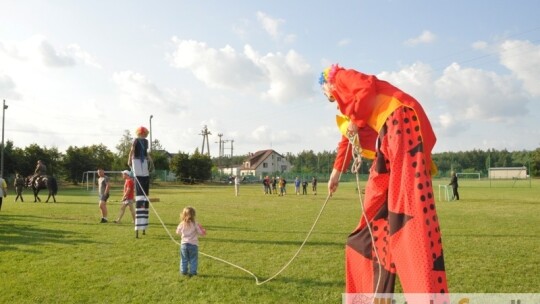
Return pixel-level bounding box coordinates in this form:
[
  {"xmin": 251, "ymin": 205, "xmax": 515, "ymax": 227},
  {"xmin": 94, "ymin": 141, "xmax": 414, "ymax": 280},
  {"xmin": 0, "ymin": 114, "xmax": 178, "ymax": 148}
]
[{"xmin": 82, "ymin": 171, "xmax": 124, "ymax": 191}]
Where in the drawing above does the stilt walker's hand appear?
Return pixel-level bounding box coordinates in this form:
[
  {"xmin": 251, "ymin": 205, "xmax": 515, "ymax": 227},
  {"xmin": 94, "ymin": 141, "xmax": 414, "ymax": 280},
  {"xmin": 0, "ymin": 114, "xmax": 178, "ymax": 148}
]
[{"xmin": 328, "ymin": 168, "xmax": 340, "ymax": 195}]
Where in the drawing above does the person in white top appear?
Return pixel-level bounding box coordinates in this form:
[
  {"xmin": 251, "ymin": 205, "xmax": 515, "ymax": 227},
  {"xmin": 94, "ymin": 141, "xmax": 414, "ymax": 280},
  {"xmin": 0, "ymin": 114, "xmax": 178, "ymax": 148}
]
[
  {"xmin": 175, "ymin": 206, "xmax": 206, "ymax": 277},
  {"xmin": 0, "ymin": 176, "xmax": 7, "ymax": 211},
  {"xmin": 234, "ymin": 175, "xmax": 240, "ymax": 196}
]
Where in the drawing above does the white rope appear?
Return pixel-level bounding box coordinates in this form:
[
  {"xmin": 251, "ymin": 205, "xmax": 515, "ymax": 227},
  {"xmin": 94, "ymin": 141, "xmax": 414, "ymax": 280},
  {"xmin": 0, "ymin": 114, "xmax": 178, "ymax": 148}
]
[
  {"xmin": 131, "ymin": 166, "xmax": 331, "ymax": 285},
  {"xmin": 129, "ymin": 132, "xmax": 381, "ymax": 289},
  {"xmin": 346, "ymin": 133, "xmax": 382, "ymax": 296}
]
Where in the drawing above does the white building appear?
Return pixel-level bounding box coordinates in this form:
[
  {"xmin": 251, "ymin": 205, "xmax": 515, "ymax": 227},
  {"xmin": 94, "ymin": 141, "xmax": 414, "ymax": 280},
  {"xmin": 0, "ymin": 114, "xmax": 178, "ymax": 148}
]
[
  {"xmin": 488, "ymin": 167, "xmax": 528, "ymax": 179},
  {"xmin": 240, "ymin": 149, "xmax": 291, "ymax": 178}
]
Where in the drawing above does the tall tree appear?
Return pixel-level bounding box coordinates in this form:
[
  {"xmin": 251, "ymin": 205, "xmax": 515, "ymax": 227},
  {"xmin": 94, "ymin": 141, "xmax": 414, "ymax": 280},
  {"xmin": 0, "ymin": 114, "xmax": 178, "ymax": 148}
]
[
  {"xmin": 170, "ymin": 152, "xmax": 190, "ymax": 182},
  {"xmin": 63, "ymin": 146, "xmax": 96, "ymax": 184},
  {"xmin": 62, "ymin": 144, "xmax": 114, "ymax": 184},
  {"xmin": 113, "ymin": 129, "xmax": 134, "ymax": 171}
]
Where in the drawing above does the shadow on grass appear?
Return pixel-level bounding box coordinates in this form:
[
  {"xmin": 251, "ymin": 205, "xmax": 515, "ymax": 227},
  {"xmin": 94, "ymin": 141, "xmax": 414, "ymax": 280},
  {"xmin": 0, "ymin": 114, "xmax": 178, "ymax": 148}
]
[
  {"xmin": 0, "ymin": 214, "xmax": 96, "ymax": 252},
  {"xmin": 146, "ymin": 227, "xmax": 344, "ymax": 247},
  {"xmin": 203, "ymin": 225, "xmax": 349, "ymax": 236},
  {"xmin": 9, "ymin": 199, "xmax": 94, "ymax": 205},
  {"xmin": 192, "ymin": 273, "xmax": 343, "ymax": 288},
  {"xmin": 202, "ymin": 237, "xmax": 343, "ymax": 247},
  {"xmin": 444, "ymin": 232, "xmax": 538, "ymax": 238}
]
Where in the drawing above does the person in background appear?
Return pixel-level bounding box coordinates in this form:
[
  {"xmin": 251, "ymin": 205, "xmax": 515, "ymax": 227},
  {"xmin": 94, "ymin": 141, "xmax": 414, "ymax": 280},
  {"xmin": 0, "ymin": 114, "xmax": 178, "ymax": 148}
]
[
  {"xmin": 31, "ymin": 160, "xmax": 47, "ymax": 186},
  {"xmin": 114, "ymin": 170, "xmax": 136, "ymax": 224},
  {"xmin": 262, "ymin": 176, "xmax": 269, "ymax": 194},
  {"xmin": 234, "ymin": 175, "xmax": 240, "ymax": 196},
  {"xmin": 128, "ymin": 126, "xmax": 153, "ymax": 238},
  {"xmin": 97, "ymin": 168, "xmax": 110, "ymax": 223},
  {"xmin": 14, "ymin": 173, "xmax": 25, "ymax": 202},
  {"xmin": 449, "ymin": 171, "xmax": 459, "ymax": 200},
  {"xmin": 0, "ymin": 175, "xmax": 7, "ymax": 211},
  {"xmin": 294, "ymin": 176, "xmax": 301, "ymax": 195},
  {"xmin": 278, "ymin": 177, "xmax": 287, "ymax": 196},
  {"xmin": 176, "ymin": 206, "xmax": 206, "ymax": 277}
]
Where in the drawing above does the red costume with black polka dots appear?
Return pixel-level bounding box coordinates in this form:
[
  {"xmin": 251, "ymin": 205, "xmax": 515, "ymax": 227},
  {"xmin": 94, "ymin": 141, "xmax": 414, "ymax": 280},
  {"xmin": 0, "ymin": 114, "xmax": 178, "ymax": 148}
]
[{"xmin": 327, "ymin": 67, "xmax": 448, "ymax": 296}]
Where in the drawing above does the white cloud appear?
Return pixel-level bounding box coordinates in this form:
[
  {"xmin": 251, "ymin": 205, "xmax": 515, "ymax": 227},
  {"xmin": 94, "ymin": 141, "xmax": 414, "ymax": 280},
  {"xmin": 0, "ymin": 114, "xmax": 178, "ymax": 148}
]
[
  {"xmin": 246, "ymin": 125, "xmax": 299, "ymax": 147},
  {"xmin": 168, "ymin": 38, "xmax": 264, "ymax": 91},
  {"xmin": 255, "ymin": 11, "xmax": 296, "ymax": 44},
  {"xmin": 498, "ymin": 39, "xmax": 540, "ymax": 97},
  {"xmin": 338, "ymin": 38, "xmax": 351, "ymax": 47},
  {"xmin": 404, "ymin": 30, "xmax": 436, "ymax": 46},
  {"xmin": 0, "ymin": 73, "xmax": 22, "ymax": 100},
  {"xmin": 39, "ymin": 39, "xmax": 76, "ymax": 67},
  {"xmin": 113, "ymin": 70, "xmax": 188, "ymax": 113},
  {"xmin": 0, "ymin": 35, "xmax": 100, "ymax": 68},
  {"xmin": 472, "ymin": 40, "xmax": 488, "ymax": 50},
  {"xmin": 377, "ymin": 62, "xmax": 435, "ymax": 107},
  {"xmin": 435, "ymin": 63, "xmax": 528, "ymax": 122},
  {"xmin": 168, "ymin": 38, "xmax": 315, "ymax": 104},
  {"xmin": 66, "ymin": 44, "xmax": 102, "ymax": 69},
  {"xmin": 256, "ymin": 11, "xmax": 284, "ymax": 39}
]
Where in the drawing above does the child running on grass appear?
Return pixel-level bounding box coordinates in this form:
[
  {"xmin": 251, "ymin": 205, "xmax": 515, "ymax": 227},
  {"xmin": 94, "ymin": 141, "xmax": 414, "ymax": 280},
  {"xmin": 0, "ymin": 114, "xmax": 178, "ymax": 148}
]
[
  {"xmin": 114, "ymin": 170, "xmax": 135, "ymax": 224},
  {"xmin": 175, "ymin": 206, "xmax": 206, "ymax": 277}
]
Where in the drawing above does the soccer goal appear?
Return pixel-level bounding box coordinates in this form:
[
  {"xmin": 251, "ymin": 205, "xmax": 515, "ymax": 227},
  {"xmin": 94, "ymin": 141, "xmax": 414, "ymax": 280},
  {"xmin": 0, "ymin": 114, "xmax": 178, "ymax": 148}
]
[
  {"xmin": 456, "ymin": 172, "xmax": 481, "ymax": 180},
  {"xmin": 82, "ymin": 170, "xmax": 123, "ymax": 191}
]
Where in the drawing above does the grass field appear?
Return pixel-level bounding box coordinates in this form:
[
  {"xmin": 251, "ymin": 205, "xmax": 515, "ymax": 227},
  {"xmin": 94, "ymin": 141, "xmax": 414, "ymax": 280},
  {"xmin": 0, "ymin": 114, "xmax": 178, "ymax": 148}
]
[{"xmin": 1, "ymin": 179, "xmax": 539, "ymax": 303}]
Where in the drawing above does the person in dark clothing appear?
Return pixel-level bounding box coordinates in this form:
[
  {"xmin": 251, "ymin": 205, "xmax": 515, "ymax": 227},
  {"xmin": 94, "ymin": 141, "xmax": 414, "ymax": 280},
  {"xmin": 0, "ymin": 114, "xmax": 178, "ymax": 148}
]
[
  {"xmin": 449, "ymin": 171, "xmax": 459, "ymax": 200},
  {"xmin": 14, "ymin": 173, "xmax": 25, "ymax": 202},
  {"xmin": 302, "ymin": 180, "xmax": 308, "ymax": 195}
]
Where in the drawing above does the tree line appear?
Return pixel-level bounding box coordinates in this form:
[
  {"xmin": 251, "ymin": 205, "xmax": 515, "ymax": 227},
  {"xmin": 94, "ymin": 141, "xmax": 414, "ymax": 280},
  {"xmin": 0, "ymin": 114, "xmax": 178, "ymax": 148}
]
[
  {"xmin": 1, "ymin": 130, "xmax": 212, "ymax": 185},
  {"xmin": 2, "ymin": 130, "xmax": 539, "ymax": 185},
  {"xmin": 286, "ymin": 148, "xmax": 540, "ymax": 178}
]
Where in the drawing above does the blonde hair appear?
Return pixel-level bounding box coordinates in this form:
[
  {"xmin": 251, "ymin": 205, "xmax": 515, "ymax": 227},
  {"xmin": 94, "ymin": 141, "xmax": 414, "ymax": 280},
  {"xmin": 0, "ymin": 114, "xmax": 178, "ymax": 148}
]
[{"xmin": 181, "ymin": 206, "xmax": 196, "ymax": 224}]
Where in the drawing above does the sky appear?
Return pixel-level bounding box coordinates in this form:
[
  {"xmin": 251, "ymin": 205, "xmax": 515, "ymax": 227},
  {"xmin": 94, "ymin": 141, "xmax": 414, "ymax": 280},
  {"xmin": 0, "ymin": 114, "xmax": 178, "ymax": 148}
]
[{"xmin": 1, "ymin": 0, "xmax": 540, "ymax": 159}]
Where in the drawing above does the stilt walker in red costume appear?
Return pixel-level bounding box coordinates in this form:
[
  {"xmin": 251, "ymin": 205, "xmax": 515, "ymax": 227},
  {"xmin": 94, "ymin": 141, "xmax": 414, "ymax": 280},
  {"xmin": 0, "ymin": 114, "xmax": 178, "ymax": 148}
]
[
  {"xmin": 128, "ymin": 126, "xmax": 153, "ymax": 238},
  {"xmin": 320, "ymin": 65, "xmax": 448, "ymax": 302}
]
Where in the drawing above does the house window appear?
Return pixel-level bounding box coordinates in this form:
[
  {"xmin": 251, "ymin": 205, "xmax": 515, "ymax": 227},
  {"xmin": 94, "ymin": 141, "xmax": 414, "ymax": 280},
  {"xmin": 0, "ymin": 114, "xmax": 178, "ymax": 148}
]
[
  {"xmin": 263, "ymin": 163, "xmax": 268, "ymax": 168},
  {"xmin": 277, "ymin": 157, "xmax": 281, "ymax": 162}
]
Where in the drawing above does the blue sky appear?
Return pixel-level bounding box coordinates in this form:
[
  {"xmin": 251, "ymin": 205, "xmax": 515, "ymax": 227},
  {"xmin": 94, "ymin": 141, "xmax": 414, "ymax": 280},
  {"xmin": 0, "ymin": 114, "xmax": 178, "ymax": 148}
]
[{"xmin": 1, "ymin": 0, "xmax": 539, "ymax": 158}]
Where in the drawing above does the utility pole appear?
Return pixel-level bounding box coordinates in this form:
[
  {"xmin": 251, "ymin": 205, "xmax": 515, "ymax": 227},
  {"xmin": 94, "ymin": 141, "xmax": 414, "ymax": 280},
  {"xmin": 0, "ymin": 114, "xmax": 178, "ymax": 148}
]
[
  {"xmin": 1, "ymin": 100, "xmax": 7, "ymax": 177},
  {"xmin": 223, "ymin": 138, "xmax": 234, "ymax": 174},
  {"xmin": 216, "ymin": 133, "xmax": 223, "ymax": 167},
  {"xmin": 149, "ymin": 114, "xmax": 153, "ymax": 152},
  {"xmin": 200, "ymin": 125, "xmax": 211, "ymax": 156}
]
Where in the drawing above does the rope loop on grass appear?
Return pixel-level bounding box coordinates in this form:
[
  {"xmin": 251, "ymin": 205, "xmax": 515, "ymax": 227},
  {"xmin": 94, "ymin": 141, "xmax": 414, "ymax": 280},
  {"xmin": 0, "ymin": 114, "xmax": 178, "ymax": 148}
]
[
  {"xmin": 130, "ymin": 137, "xmax": 374, "ymax": 287},
  {"xmin": 147, "ymin": 183, "xmax": 331, "ymax": 286}
]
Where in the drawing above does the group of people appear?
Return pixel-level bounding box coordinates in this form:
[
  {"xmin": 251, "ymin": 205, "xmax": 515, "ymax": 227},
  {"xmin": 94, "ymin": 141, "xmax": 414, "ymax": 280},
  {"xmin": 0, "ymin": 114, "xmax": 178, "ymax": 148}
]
[
  {"xmin": 6, "ymin": 64, "xmax": 455, "ymax": 296},
  {"xmin": 93, "ymin": 126, "xmax": 206, "ymax": 277},
  {"xmin": 96, "ymin": 168, "xmax": 135, "ymax": 224},
  {"xmin": 261, "ymin": 176, "xmax": 318, "ymax": 196},
  {"xmin": 97, "ymin": 126, "xmax": 153, "ymax": 239},
  {"xmin": 12, "ymin": 160, "xmax": 47, "ymax": 204}
]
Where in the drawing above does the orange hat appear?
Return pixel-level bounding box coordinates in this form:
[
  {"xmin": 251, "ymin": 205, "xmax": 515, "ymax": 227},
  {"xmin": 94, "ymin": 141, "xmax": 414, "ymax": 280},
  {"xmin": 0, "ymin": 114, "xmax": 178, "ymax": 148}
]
[{"xmin": 135, "ymin": 126, "xmax": 149, "ymax": 138}]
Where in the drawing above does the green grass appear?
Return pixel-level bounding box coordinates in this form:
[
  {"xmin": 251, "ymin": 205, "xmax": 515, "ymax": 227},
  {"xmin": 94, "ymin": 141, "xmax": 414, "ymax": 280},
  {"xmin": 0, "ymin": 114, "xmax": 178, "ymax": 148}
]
[{"xmin": 0, "ymin": 180, "xmax": 539, "ymax": 303}]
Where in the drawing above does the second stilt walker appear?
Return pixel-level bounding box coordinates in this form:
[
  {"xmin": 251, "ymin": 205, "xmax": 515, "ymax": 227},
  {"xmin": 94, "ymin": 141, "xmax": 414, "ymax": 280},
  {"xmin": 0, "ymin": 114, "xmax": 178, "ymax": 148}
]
[{"xmin": 128, "ymin": 126, "xmax": 153, "ymax": 238}]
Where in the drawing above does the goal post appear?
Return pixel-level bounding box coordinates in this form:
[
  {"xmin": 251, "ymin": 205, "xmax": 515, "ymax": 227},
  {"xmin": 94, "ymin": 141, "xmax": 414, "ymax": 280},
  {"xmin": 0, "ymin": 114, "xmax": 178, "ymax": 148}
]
[{"xmin": 82, "ymin": 171, "xmax": 124, "ymax": 191}]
